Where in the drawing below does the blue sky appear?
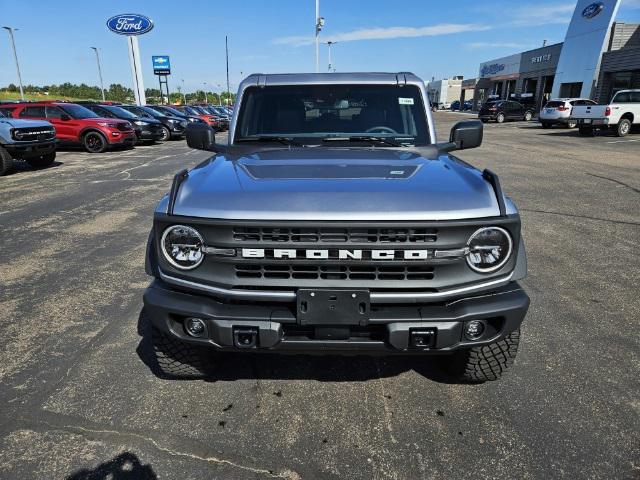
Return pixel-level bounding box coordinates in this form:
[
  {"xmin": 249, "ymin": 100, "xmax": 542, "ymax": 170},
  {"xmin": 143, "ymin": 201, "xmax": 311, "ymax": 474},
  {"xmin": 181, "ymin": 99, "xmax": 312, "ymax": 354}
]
[{"xmin": 1, "ymin": 0, "xmax": 638, "ymax": 93}]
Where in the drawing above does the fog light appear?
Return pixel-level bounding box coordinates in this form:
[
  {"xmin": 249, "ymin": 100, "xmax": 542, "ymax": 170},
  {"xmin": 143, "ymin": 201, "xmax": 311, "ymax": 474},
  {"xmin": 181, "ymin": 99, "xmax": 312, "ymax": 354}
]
[
  {"xmin": 185, "ymin": 317, "xmax": 205, "ymax": 337},
  {"xmin": 464, "ymin": 320, "xmax": 485, "ymax": 340}
]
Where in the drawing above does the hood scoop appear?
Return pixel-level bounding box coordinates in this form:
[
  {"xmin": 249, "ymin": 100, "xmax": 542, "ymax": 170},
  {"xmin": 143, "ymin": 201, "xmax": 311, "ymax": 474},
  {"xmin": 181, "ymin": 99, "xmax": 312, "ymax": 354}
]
[{"xmin": 242, "ymin": 164, "xmax": 418, "ymax": 180}]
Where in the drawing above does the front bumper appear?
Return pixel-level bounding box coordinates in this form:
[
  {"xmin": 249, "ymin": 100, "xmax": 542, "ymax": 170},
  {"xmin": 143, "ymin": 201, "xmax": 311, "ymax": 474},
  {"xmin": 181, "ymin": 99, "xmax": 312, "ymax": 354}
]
[
  {"xmin": 4, "ymin": 140, "xmax": 56, "ymax": 159},
  {"xmin": 143, "ymin": 280, "xmax": 529, "ymax": 354},
  {"xmin": 137, "ymin": 127, "xmax": 164, "ymax": 142},
  {"xmin": 107, "ymin": 131, "xmax": 136, "ymax": 146}
]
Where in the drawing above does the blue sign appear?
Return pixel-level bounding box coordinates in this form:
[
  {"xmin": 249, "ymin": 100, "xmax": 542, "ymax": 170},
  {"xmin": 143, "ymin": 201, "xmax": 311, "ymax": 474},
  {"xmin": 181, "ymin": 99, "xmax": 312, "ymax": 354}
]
[
  {"xmin": 582, "ymin": 2, "xmax": 604, "ymax": 19},
  {"xmin": 481, "ymin": 63, "xmax": 505, "ymax": 77},
  {"xmin": 106, "ymin": 14, "xmax": 154, "ymax": 35},
  {"xmin": 152, "ymin": 56, "xmax": 171, "ymax": 75}
]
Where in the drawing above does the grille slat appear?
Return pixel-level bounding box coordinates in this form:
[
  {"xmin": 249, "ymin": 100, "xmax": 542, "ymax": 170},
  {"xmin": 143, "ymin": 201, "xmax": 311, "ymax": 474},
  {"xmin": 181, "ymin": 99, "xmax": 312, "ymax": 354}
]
[
  {"xmin": 233, "ymin": 226, "xmax": 437, "ymax": 244},
  {"xmin": 234, "ymin": 264, "xmax": 435, "ymax": 281}
]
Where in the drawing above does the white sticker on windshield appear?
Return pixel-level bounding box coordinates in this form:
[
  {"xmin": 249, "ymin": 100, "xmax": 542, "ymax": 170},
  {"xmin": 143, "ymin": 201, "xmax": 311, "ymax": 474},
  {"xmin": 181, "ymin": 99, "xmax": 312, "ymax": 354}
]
[{"xmin": 398, "ymin": 98, "xmax": 414, "ymax": 105}]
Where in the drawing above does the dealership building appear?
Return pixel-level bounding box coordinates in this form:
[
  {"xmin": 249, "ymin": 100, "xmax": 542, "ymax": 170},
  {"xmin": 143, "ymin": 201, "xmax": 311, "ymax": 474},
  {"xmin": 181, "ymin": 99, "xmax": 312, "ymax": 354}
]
[{"xmin": 470, "ymin": 0, "xmax": 639, "ymax": 110}]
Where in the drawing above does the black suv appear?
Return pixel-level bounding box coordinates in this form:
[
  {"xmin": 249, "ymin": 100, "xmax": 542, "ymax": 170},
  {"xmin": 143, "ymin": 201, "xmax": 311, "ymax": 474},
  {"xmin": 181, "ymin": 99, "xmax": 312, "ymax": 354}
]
[
  {"xmin": 478, "ymin": 100, "xmax": 533, "ymax": 123},
  {"xmin": 120, "ymin": 105, "xmax": 187, "ymax": 141},
  {"xmin": 78, "ymin": 102, "xmax": 164, "ymax": 144}
]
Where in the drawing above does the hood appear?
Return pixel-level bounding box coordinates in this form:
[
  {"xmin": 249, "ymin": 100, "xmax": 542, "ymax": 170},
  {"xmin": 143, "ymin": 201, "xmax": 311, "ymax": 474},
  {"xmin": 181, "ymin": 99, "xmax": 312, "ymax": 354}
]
[
  {"xmin": 165, "ymin": 148, "xmax": 502, "ymax": 221},
  {"xmin": 0, "ymin": 118, "xmax": 53, "ymax": 129},
  {"xmin": 85, "ymin": 117, "xmax": 130, "ymax": 126}
]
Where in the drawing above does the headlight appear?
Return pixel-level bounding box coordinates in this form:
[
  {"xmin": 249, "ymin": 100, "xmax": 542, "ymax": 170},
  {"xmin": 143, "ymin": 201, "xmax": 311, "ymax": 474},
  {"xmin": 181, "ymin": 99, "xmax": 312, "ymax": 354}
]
[
  {"xmin": 97, "ymin": 121, "xmax": 119, "ymax": 128},
  {"xmin": 466, "ymin": 227, "xmax": 513, "ymax": 273},
  {"xmin": 180, "ymin": 120, "xmax": 188, "ymax": 127},
  {"xmin": 134, "ymin": 120, "xmax": 147, "ymax": 126},
  {"xmin": 161, "ymin": 225, "xmax": 204, "ymax": 270}
]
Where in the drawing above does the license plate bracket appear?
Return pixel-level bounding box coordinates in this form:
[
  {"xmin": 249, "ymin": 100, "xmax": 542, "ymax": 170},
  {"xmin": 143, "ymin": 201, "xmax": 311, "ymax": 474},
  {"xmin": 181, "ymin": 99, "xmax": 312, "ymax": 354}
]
[{"xmin": 297, "ymin": 289, "xmax": 370, "ymax": 326}]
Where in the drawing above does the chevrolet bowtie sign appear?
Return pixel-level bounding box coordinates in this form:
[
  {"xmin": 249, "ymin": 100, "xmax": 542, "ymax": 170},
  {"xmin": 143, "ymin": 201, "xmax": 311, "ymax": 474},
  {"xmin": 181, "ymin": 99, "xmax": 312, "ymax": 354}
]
[{"xmin": 152, "ymin": 55, "xmax": 171, "ymax": 75}]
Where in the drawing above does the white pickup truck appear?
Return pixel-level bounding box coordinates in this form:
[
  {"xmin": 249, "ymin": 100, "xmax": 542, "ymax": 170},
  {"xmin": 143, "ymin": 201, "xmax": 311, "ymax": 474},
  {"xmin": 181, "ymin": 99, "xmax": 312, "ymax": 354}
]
[{"xmin": 572, "ymin": 89, "xmax": 640, "ymax": 137}]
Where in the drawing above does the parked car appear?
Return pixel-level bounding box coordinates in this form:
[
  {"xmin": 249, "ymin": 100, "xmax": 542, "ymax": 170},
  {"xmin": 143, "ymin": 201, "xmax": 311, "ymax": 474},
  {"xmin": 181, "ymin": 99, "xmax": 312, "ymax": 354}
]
[
  {"xmin": 173, "ymin": 105, "xmax": 221, "ymax": 130},
  {"xmin": 478, "ymin": 100, "xmax": 533, "ymax": 123},
  {"xmin": 572, "ymin": 89, "xmax": 640, "ymax": 137},
  {"xmin": 1, "ymin": 102, "xmax": 135, "ymax": 153},
  {"xmin": 78, "ymin": 102, "xmax": 165, "ymax": 144},
  {"xmin": 450, "ymin": 101, "xmax": 461, "ymax": 111},
  {"xmin": 120, "ymin": 105, "xmax": 187, "ymax": 141},
  {"xmin": 150, "ymin": 105, "xmax": 206, "ymax": 126},
  {"xmin": 198, "ymin": 105, "xmax": 229, "ymax": 130},
  {"xmin": 142, "ymin": 72, "xmax": 529, "ymax": 383},
  {"xmin": 539, "ymin": 98, "xmax": 596, "ymax": 128},
  {"xmin": 0, "ymin": 108, "xmax": 56, "ymax": 175}
]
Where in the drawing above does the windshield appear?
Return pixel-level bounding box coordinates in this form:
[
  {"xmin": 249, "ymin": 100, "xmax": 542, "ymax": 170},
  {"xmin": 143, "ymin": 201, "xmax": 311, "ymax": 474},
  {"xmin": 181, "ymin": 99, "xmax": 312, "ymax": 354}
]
[
  {"xmin": 181, "ymin": 106, "xmax": 199, "ymax": 116},
  {"xmin": 0, "ymin": 109, "xmax": 6, "ymax": 118},
  {"xmin": 61, "ymin": 104, "xmax": 99, "ymax": 119},
  {"xmin": 191, "ymin": 106, "xmax": 208, "ymax": 115},
  {"xmin": 141, "ymin": 106, "xmax": 165, "ymax": 118},
  {"xmin": 104, "ymin": 105, "xmax": 138, "ymax": 119},
  {"xmin": 235, "ymin": 84, "xmax": 429, "ymax": 145},
  {"xmin": 158, "ymin": 106, "xmax": 185, "ymax": 117}
]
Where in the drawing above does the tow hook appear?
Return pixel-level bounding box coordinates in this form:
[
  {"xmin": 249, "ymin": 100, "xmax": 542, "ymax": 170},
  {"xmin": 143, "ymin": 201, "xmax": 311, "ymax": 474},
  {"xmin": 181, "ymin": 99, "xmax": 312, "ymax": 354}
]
[{"xmin": 233, "ymin": 327, "xmax": 259, "ymax": 348}]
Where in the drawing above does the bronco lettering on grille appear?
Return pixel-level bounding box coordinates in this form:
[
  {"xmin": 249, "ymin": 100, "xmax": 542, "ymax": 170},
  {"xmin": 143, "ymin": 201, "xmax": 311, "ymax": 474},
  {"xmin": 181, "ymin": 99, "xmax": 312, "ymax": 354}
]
[{"xmin": 241, "ymin": 248, "xmax": 431, "ymax": 260}]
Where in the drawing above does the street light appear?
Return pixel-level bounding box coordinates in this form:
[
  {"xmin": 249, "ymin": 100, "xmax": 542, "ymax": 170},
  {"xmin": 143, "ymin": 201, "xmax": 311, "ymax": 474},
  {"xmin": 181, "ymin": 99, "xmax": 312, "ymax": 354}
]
[
  {"xmin": 203, "ymin": 82, "xmax": 209, "ymax": 103},
  {"xmin": 324, "ymin": 40, "xmax": 338, "ymax": 72},
  {"xmin": 181, "ymin": 79, "xmax": 187, "ymax": 104},
  {"xmin": 2, "ymin": 26, "xmax": 24, "ymax": 100},
  {"xmin": 315, "ymin": 0, "xmax": 325, "ymax": 73},
  {"xmin": 90, "ymin": 47, "xmax": 106, "ymax": 101},
  {"xmin": 217, "ymin": 83, "xmax": 223, "ymax": 106}
]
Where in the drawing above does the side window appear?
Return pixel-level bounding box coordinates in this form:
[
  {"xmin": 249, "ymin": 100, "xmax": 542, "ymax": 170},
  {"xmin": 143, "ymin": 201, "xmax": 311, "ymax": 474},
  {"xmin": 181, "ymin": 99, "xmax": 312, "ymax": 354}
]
[
  {"xmin": 630, "ymin": 92, "xmax": 640, "ymax": 103},
  {"xmin": 96, "ymin": 107, "xmax": 114, "ymax": 118},
  {"xmin": 19, "ymin": 106, "xmax": 46, "ymax": 118},
  {"xmin": 613, "ymin": 92, "xmax": 630, "ymax": 103},
  {"xmin": 45, "ymin": 106, "xmax": 66, "ymax": 119}
]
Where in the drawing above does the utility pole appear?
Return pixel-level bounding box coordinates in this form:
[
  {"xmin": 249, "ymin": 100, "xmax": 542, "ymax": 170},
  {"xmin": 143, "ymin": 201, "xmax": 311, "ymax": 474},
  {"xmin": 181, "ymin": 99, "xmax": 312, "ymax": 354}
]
[
  {"xmin": 181, "ymin": 79, "xmax": 187, "ymax": 104},
  {"xmin": 315, "ymin": 0, "xmax": 324, "ymax": 73},
  {"xmin": 90, "ymin": 47, "xmax": 106, "ymax": 101},
  {"xmin": 2, "ymin": 26, "xmax": 25, "ymax": 100},
  {"xmin": 324, "ymin": 40, "xmax": 337, "ymax": 71},
  {"xmin": 203, "ymin": 82, "xmax": 209, "ymax": 103},
  {"xmin": 225, "ymin": 35, "xmax": 230, "ymax": 106}
]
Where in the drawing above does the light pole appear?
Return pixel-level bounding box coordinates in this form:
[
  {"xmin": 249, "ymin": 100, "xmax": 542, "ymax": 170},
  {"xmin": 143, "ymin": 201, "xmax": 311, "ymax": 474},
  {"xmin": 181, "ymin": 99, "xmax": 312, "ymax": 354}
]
[
  {"xmin": 324, "ymin": 40, "xmax": 337, "ymax": 72},
  {"xmin": 181, "ymin": 79, "xmax": 187, "ymax": 104},
  {"xmin": 2, "ymin": 26, "xmax": 24, "ymax": 100},
  {"xmin": 315, "ymin": 0, "xmax": 324, "ymax": 73},
  {"xmin": 203, "ymin": 82, "xmax": 209, "ymax": 103},
  {"xmin": 90, "ymin": 47, "xmax": 106, "ymax": 101},
  {"xmin": 217, "ymin": 84, "xmax": 223, "ymax": 106}
]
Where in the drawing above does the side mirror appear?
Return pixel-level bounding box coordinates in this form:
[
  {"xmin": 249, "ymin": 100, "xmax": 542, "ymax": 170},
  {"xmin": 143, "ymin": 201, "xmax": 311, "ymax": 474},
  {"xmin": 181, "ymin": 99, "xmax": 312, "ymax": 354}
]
[
  {"xmin": 60, "ymin": 114, "xmax": 71, "ymax": 121},
  {"xmin": 186, "ymin": 122, "xmax": 216, "ymax": 151},
  {"xmin": 449, "ymin": 120, "xmax": 483, "ymax": 150}
]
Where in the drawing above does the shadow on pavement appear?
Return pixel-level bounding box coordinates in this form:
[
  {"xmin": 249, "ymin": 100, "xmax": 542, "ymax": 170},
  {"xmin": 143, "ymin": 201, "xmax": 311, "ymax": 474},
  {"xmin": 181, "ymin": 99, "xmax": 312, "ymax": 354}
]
[
  {"xmin": 66, "ymin": 452, "xmax": 157, "ymax": 480},
  {"xmin": 136, "ymin": 310, "xmax": 460, "ymax": 385}
]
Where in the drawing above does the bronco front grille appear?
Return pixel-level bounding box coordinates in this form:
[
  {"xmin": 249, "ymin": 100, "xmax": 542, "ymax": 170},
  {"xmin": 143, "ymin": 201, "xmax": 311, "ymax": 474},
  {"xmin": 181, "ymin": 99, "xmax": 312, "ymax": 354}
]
[
  {"xmin": 232, "ymin": 227, "xmax": 437, "ymax": 244},
  {"xmin": 235, "ymin": 263, "xmax": 435, "ymax": 281},
  {"xmin": 13, "ymin": 127, "xmax": 55, "ymax": 141}
]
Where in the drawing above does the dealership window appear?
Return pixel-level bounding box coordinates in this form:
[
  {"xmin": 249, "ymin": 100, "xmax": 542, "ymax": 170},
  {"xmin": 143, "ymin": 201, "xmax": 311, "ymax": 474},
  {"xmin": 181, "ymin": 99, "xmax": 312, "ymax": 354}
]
[{"xmin": 559, "ymin": 82, "xmax": 583, "ymax": 98}]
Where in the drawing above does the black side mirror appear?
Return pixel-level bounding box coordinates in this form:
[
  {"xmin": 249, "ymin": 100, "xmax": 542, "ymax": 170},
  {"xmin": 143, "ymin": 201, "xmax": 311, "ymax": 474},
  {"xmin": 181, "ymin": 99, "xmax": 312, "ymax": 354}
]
[
  {"xmin": 449, "ymin": 120, "xmax": 483, "ymax": 150},
  {"xmin": 186, "ymin": 122, "xmax": 216, "ymax": 151},
  {"xmin": 60, "ymin": 114, "xmax": 71, "ymax": 121}
]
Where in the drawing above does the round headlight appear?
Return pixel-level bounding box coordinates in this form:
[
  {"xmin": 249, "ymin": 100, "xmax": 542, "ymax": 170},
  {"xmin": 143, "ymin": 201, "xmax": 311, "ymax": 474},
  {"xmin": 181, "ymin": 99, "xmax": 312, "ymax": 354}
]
[
  {"xmin": 466, "ymin": 227, "xmax": 513, "ymax": 273},
  {"xmin": 161, "ymin": 225, "xmax": 204, "ymax": 270}
]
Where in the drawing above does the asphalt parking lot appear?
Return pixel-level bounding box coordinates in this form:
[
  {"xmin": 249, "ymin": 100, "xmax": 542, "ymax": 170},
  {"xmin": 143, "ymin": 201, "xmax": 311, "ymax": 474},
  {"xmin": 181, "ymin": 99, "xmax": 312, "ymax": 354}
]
[{"xmin": 0, "ymin": 114, "xmax": 638, "ymax": 479}]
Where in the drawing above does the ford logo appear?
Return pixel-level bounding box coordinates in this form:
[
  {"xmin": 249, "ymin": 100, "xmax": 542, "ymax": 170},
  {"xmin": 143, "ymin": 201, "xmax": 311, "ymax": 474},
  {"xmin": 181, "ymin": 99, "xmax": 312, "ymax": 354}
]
[
  {"xmin": 582, "ymin": 2, "xmax": 604, "ymax": 19},
  {"xmin": 106, "ymin": 14, "xmax": 154, "ymax": 35}
]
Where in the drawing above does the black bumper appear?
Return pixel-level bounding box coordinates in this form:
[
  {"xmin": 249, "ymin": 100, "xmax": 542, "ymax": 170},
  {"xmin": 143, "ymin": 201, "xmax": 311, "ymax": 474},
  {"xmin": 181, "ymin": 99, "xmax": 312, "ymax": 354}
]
[
  {"xmin": 143, "ymin": 280, "xmax": 529, "ymax": 355},
  {"xmin": 137, "ymin": 127, "xmax": 164, "ymax": 142},
  {"xmin": 4, "ymin": 140, "xmax": 56, "ymax": 159}
]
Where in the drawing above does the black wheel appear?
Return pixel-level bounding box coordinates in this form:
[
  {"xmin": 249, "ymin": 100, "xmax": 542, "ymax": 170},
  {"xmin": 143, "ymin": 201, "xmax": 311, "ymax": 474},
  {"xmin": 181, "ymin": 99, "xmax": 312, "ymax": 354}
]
[
  {"xmin": 143, "ymin": 312, "xmax": 211, "ymax": 379},
  {"xmin": 541, "ymin": 122, "xmax": 551, "ymax": 129},
  {"xmin": 0, "ymin": 145, "xmax": 13, "ymax": 176},
  {"xmin": 567, "ymin": 119, "xmax": 577, "ymax": 129},
  {"xmin": 26, "ymin": 151, "xmax": 55, "ymax": 169},
  {"xmin": 579, "ymin": 125, "xmax": 594, "ymax": 136},
  {"xmin": 446, "ymin": 329, "xmax": 521, "ymax": 383},
  {"xmin": 83, "ymin": 131, "xmax": 108, "ymax": 153},
  {"xmin": 496, "ymin": 113, "xmax": 505, "ymax": 123},
  {"xmin": 617, "ymin": 119, "xmax": 631, "ymax": 137},
  {"xmin": 159, "ymin": 126, "xmax": 171, "ymax": 142},
  {"xmin": 524, "ymin": 111, "xmax": 533, "ymax": 121}
]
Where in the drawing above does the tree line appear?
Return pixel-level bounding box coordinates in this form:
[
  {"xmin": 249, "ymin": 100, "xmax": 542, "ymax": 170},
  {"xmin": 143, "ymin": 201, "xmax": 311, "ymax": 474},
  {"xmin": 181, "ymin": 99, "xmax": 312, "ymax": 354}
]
[{"xmin": 2, "ymin": 82, "xmax": 236, "ymax": 105}]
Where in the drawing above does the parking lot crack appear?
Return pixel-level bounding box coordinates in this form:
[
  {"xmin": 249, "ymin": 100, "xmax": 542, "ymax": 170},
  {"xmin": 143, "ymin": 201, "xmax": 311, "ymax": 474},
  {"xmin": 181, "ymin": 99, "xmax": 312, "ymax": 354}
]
[
  {"xmin": 520, "ymin": 208, "xmax": 640, "ymax": 227},
  {"xmin": 584, "ymin": 172, "xmax": 640, "ymax": 194}
]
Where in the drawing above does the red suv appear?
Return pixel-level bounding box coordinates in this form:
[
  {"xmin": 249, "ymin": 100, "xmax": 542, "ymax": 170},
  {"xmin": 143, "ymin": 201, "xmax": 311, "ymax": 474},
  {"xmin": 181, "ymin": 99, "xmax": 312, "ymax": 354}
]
[{"xmin": 0, "ymin": 102, "xmax": 136, "ymax": 153}]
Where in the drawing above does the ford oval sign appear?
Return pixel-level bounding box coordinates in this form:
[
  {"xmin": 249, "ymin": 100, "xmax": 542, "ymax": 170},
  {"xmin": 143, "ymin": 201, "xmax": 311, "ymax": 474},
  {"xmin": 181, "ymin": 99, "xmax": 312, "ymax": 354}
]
[
  {"xmin": 582, "ymin": 2, "xmax": 604, "ymax": 19},
  {"xmin": 106, "ymin": 14, "xmax": 154, "ymax": 35}
]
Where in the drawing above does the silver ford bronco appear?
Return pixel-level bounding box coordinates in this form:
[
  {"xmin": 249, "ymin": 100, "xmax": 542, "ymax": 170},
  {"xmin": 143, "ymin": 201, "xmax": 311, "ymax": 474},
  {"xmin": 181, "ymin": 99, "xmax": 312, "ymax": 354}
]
[{"xmin": 143, "ymin": 73, "xmax": 529, "ymax": 382}]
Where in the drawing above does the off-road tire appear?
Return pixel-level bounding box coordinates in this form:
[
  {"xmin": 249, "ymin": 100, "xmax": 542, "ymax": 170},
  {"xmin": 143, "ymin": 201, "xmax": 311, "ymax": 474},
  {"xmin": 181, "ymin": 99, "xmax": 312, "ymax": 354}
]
[
  {"xmin": 83, "ymin": 131, "xmax": 108, "ymax": 153},
  {"xmin": 496, "ymin": 113, "xmax": 505, "ymax": 123},
  {"xmin": 159, "ymin": 126, "xmax": 171, "ymax": 142},
  {"xmin": 0, "ymin": 145, "xmax": 13, "ymax": 176},
  {"xmin": 579, "ymin": 125, "xmax": 594, "ymax": 136},
  {"xmin": 447, "ymin": 329, "xmax": 521, "ymax": 382},
  {"xmin": 26, "ymin": 151, "xmax": 56, "ymax": 169},
  {"xmin": 617, "ymin": 118, "xmax": 631, "ymax": 137},
  {"xmin": 149, "ymin": 319, "xmax": 211, "ymax": 379}
]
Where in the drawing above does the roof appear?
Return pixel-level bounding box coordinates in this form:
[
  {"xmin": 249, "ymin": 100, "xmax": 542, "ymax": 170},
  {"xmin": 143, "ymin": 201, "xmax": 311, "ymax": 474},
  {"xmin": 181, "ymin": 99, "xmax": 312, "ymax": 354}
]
[{"xmin": 239, "ymin": 72, "xmax": 426, "ymax": 89}]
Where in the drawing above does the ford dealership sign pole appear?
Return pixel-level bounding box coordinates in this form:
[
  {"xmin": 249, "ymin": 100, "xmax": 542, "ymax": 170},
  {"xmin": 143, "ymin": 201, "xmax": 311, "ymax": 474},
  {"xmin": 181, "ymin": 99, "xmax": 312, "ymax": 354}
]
[{"xmin": 106, "ymin": 14, "xmax": 154, "ymax": 105}]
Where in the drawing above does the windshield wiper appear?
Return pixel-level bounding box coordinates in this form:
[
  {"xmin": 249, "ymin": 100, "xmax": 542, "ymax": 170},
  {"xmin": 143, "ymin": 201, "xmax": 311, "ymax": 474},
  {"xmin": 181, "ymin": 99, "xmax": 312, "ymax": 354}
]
[
  {"xmin": 322, "ymin": 136, "xmax": 403, "ymax": 147},
  {"xmin": 237, "ymin": 136, "xmax": 304, "ymax": 147}
]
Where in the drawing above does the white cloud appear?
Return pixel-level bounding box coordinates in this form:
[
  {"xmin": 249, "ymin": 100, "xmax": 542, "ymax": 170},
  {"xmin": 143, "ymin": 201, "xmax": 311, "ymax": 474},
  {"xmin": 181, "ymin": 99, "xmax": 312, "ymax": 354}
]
[
  {"xmin": 274, "ymin": 23, "xmax": 491, "ymax": 47},
  {"xmin": 467, "ymin": 42, "xmax": 529, "ymax": 49},
  {"xmin": 510, "ymin": 3, "xmax": 576, "ymax": 26}
]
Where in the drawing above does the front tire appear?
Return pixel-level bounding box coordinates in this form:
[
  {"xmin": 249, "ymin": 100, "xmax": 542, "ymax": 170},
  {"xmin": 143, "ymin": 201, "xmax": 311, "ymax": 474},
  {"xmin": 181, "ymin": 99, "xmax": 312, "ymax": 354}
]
[
  {"xmin": 446, "ymin": 329, "xmax": 521, "ymax": 382},
  {"xmin": 83, "ymin": 131, "xmax": 108, "ymax": 153},
  {"xmin": 617, "ymin": 119, "xmax": 631, "ymax": 137},
  {"xmin": 524, "ymin": 111, "xmax": 533, "ymax": 121},
  {"xmin": 0, "ymin": 146, "xmax": 13, "ymax": 176},
  {"xmin": 26, "ymin": 151, "xmax": 56, "ymax": 169},
  {"xmin": 159, "ymin": 126, "xmax": 171, "ymax": 142},
  {"xmin": 496, "ymin": 113, "xmax": 505, "ymax": 123}
]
